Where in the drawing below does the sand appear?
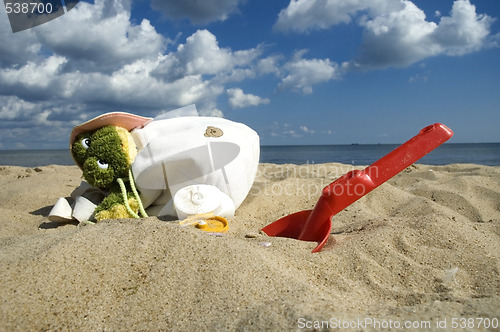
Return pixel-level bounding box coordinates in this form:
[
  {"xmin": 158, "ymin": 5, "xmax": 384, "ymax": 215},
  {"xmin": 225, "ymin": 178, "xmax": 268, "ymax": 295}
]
[{"xmin": 0, "ymin": 163, "xmax": 499, "ymax": 331}]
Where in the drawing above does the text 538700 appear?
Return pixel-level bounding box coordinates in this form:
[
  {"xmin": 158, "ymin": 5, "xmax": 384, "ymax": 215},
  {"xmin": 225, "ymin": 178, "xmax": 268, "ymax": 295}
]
[{"xmin": 5, "ymin": 2, "xmax": 54, "ymax": 14}]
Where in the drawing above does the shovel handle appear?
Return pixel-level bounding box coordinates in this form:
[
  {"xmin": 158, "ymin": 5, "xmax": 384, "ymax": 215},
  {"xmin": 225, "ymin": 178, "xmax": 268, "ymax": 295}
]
[
  {"xmin": 321, "ymin": 123, "xmax": 453, "ymax": 212},
  {"xmin": 364, "ymin": 123, "xmax": 453, "ymax": 187}
]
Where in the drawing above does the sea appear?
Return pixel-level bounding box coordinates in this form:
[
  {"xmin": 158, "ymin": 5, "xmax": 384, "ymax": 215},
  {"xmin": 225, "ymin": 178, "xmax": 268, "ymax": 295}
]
[{"xmin": 0, "ymin": 143, "xmax": 499, "ymax": 167}]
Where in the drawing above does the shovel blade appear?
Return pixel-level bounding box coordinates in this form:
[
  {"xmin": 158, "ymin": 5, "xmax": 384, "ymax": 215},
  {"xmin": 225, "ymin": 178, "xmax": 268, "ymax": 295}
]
[
  {"xmin": 261, "ymin": 210, "xmax": 313, "ymax": 239},
  {"xmin": 261, "ymin": 209, "xmax": 333, "ymax": 252}
]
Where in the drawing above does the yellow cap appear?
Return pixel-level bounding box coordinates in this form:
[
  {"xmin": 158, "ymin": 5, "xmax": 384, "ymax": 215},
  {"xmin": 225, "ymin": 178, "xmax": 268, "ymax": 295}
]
[{"xmin": 195, "ymin": 216, "xmax": 229, "ymax": 233}]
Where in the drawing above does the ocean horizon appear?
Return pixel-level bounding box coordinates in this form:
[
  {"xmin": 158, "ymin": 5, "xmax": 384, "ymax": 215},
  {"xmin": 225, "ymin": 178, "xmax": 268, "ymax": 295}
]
[{"xmin": 0, "ymin": 143, "xmax": 499, "ymax": 167}]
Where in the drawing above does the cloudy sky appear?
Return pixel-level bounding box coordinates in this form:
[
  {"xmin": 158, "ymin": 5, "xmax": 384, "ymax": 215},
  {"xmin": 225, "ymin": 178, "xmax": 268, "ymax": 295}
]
[{"xmin": 0, "ymin": 0, "xmax": 499, "ymax": 149}]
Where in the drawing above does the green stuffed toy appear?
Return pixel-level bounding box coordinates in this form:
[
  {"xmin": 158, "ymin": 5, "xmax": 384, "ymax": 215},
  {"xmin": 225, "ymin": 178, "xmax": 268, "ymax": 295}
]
[{"xmin": 71, "ymin": 125, "xmax": 147, "ymax": 221}]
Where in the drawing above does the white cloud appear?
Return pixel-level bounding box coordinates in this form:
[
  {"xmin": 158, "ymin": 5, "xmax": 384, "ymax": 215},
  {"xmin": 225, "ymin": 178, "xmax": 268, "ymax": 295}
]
[
  {"xmin": 274, "ymin": 0, "xmax": 403, "ymax": 33},
  {"xmin": 0, "ymin": 94, "xmax": 85, "ymax": 149},
  {"xmin": 35, "ymin": 1, "xmax": 167, "ymax": 72},
  {"xmin": 0, "ymin": 96, "xmax": 37, "ymax": 121},
  {"xmin": 354, "ymin": 1, "xmax": 441, "ymax": 68},
  {"xmin": 0, "ymin": 22, "xmax": 41, "ymax": 67},
  {"xmin": 275, "ymin": 0, "xmax": 496, "ymax": 69},
  {"xmin": 180, "ymin": 30, "xmax": 243, "ymax": 75},
  {"xmin": 227, "ymin": 88, "xmax": 270, "ymax": 109},
  {"xmin": 354, "ymin": 0, "xmax": 495, "ymax": 68},
  {"xmin": 269, "ymin": 122, "xmax": 321, "ymax": 139},
  {"xmin": 0, "ymin": 56, "xmax": 67, "ymax": 94},
  {"xmin": 278, "ymin": 50, "xmax": 340, "ymax": 94},
  {"xmin": 256, "ymin": 55, "xmax": 282, "ymax": 75},
  {"xmin": 183, "ymin": 31, "xmax": 235, "ymax": 75},
  {"xmin": 408, "ymin": 73, "xmax": 428, "ymax": 83},
  {"xmin": 432, "ymin": 0, "xmax": 494, "ymax": 56},
  {"xmin": 300, "ymin": 125, "xmax": 314, "ymax": 134},
  {"xmin": 150, "ymin": 0, "xmax": 245, "ymax": 24},
  {"xmin": 153, "ymin": 29, "xmax": 262, "ymax": 80}
]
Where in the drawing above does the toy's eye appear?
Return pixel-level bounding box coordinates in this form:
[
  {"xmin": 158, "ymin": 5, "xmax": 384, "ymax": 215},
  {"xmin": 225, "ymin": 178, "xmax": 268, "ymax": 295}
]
[
  {"xmin": 97, "ymin": 160, "xmax": 109, "ymax": 170},
  {"xmin": 81, "ymin": 138, "xmax": 91, "ymax": 149}
]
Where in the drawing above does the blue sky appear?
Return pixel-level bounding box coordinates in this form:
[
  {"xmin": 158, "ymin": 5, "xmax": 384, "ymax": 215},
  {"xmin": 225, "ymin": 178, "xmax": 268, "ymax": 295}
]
[{"xmin": 0, "ymin": 0, "xmax": 499, "ymax": 149}]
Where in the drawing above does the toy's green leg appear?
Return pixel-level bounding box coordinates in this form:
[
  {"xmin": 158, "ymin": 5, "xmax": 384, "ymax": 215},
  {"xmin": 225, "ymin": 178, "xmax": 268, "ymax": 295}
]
[{"xmin": 128, "ymin": 169, "xmax": 148, "ymax": 218}]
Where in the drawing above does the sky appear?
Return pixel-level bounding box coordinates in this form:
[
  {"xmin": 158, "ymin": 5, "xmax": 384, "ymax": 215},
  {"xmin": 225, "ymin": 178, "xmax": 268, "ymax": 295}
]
[{"xmin": 0, "ymin": 0, "xmax": 499, "ymax": 149}]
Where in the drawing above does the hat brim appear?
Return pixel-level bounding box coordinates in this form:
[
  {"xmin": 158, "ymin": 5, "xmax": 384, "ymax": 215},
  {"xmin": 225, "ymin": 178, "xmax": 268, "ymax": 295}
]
[
  {"xmin": 69, "ymin": 112, "xmax": 153, "ymax": 148},
  {"xmin": 69, "ymin": 112, "xmax": 153, "ymax": 168}
]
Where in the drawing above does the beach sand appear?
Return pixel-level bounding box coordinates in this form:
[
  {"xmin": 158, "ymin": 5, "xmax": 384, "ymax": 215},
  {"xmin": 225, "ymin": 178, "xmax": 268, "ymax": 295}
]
[{"xmin": 0, "ymin": 163, "xmax": 499, "ymax": 331}]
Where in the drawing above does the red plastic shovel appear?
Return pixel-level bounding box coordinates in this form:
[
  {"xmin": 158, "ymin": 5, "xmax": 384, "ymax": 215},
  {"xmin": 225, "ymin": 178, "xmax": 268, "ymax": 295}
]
[{"xmin": 261, "ymin": 123, "xmax": 454, "ymax": 253}]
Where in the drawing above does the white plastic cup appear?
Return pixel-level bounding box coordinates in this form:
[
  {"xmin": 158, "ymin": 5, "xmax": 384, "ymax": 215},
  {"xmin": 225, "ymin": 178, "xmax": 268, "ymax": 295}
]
[{"xmin": 174, "ymin": 184, "xmax": 235, "ymax": 220}]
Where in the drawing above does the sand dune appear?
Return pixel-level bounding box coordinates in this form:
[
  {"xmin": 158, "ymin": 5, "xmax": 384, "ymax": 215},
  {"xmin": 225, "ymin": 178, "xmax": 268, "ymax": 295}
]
[{"xmin": 0, "ymin": 163, "xmax": 499, "ymax": 331}]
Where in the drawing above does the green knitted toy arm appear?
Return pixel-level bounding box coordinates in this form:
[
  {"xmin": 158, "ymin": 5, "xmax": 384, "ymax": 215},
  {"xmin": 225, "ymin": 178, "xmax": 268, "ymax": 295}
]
[
  {"xmin": 117, "ymin": 177, "xmax": 140, "ymax": 219},
  {"xmin": 128, "ymin": 169, "xmax": 148, "ymax": 218}
]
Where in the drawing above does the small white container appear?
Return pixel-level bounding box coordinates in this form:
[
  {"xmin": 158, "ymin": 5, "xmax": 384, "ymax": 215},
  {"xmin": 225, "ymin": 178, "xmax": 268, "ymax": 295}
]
[{"xmin": 174, "ymin": 184, "xmax": 235, "ymax": 220}]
